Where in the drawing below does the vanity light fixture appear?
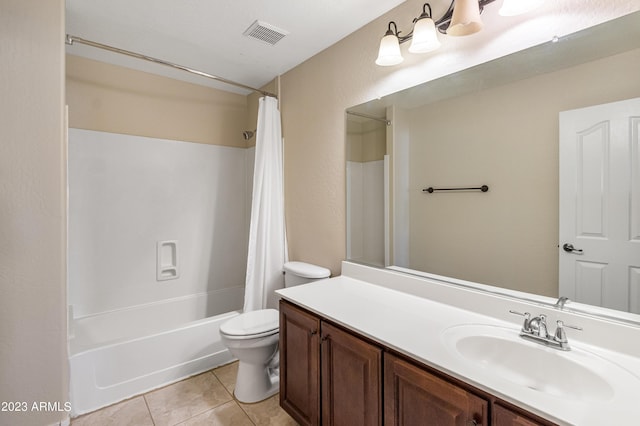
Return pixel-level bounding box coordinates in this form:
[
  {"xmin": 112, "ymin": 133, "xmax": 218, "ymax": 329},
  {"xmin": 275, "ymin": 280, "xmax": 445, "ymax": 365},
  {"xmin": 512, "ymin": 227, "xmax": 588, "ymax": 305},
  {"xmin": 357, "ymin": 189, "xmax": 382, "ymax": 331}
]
[{"xmin": 375, "ymin": 0, "xmax": 545, "ymax": 66}]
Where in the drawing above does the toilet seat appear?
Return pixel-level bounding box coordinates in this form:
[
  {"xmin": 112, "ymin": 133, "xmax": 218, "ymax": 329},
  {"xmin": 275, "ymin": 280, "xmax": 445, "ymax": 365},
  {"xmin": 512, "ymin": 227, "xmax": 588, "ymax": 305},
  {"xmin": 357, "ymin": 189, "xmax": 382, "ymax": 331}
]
[{"xmin": 220, "ymin": 309, "xmax": 279, "ymax": 339}]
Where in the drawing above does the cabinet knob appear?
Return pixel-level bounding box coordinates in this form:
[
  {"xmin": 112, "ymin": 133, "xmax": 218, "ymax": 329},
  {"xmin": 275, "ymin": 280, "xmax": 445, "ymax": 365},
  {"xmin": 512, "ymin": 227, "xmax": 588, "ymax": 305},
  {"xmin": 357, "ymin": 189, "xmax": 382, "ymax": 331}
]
[
  {"xmin": 309, "ymin": 329, "xmax": 318, "ymax": 336},
  {"xmin": 321, "ymin": 334, "xmax": 330, "ymax": 342}
]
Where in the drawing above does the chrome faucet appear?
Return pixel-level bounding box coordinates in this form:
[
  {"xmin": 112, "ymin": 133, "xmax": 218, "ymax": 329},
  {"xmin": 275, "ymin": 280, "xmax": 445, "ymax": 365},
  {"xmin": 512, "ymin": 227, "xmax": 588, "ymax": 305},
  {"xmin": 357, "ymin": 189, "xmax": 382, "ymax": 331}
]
[
  {"xmin": 509, "ymin": 310, "xmax": 582, "ymax": 351},
  {"xmin": 554, "ymin": 296, "xmax": 570, "ymax": 310},
  {"xmin": 528, "ymin": 314, "xmax": 549, "ymax": 338}
]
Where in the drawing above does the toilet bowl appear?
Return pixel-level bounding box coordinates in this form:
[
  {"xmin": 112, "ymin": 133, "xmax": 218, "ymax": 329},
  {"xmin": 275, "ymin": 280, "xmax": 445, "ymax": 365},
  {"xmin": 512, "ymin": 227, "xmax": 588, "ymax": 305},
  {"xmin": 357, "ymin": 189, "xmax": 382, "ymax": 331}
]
[
  {"xmin": 219, "ymin": 261, "xmax": 330, "ymax": 403},
  {"xmin": 219, "ymin": 309, "xmax": 280, "ymax": 403}
]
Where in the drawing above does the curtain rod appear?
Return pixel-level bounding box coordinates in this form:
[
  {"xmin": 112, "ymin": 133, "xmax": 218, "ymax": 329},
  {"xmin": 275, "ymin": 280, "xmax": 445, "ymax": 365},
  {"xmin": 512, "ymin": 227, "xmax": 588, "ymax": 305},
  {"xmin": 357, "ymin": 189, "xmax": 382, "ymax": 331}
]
[
  {"xmin": 346, "ymin": 110, "xmax": 391, "ymax": 126},
  {"xmin": 65, "ymin": 35, "xmax": 278, "ymax": 99}
]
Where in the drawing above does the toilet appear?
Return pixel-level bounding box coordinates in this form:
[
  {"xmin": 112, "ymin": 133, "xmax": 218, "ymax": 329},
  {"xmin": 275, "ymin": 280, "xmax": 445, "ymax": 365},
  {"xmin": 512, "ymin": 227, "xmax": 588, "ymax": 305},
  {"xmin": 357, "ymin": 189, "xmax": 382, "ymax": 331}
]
[{"xmin": 219, "ymin": 261, "xmax": 330, "ymax": 403}]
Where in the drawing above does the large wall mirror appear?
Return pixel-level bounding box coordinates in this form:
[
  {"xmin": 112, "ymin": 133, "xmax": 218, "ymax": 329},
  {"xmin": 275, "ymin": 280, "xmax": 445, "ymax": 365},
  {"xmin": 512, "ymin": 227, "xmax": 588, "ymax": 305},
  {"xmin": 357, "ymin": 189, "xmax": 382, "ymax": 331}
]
[{"xmin": 346, "ymin": 12, "xmax": 640, "ymax": 322}]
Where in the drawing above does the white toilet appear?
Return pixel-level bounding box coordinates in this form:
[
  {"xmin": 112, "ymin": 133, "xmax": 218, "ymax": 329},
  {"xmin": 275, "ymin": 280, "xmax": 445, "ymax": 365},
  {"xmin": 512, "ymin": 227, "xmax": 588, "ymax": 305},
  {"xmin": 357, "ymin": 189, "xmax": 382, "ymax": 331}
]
[{"xmin": 219, "ymin": 261, "xmax": 330, "ymax": 403}]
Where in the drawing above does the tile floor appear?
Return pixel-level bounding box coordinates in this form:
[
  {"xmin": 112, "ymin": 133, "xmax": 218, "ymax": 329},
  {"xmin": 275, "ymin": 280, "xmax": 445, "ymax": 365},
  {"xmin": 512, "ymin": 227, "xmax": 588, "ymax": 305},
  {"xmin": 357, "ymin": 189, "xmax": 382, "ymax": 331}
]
[{"xmin": 70, "ymin": 362, "xmax": 298, "ymax": 426}]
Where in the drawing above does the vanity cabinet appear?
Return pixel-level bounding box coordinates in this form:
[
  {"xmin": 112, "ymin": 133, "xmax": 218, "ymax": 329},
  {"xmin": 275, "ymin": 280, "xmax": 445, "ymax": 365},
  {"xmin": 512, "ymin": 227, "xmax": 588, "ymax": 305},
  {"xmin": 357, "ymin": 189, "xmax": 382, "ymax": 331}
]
[
  {"xmin": 280, "ymin": 300, "xmax": 382, "ymax": 426},
  {"xmin": 279, "ymin": 300, "xmax": 556, "ymax": 426}
]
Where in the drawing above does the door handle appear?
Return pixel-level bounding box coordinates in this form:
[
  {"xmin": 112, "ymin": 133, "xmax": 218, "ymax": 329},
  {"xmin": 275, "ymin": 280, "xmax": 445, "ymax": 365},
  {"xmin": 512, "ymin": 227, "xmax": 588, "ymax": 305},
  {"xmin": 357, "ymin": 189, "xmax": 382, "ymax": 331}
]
[{"xmin": 562, "ymin": 243, "xmax": 583, "ymax": 254}]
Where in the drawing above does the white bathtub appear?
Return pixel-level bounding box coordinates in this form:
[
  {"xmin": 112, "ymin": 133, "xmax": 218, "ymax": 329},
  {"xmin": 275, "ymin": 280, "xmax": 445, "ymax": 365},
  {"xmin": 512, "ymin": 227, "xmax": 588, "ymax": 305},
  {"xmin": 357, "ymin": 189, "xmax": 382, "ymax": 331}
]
[{"xmin": 69, "ymin": 289, "xmax": 242, "ymax": 416}]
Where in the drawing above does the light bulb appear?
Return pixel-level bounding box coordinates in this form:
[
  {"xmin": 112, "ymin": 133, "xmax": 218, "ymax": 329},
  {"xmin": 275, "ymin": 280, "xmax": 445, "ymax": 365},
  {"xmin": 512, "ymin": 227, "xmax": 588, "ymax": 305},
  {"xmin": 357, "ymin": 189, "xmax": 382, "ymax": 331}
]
[
  {"xmin": 375, "ymin": 32, "xmax": 404, "ymax": 66},
  {"xmin": 409, "ymin": 17, "xmax": 441, "ymax": 53},
  {"xmin": 448, "ymin": 0, "xmax": 483, "ymax": 36}
]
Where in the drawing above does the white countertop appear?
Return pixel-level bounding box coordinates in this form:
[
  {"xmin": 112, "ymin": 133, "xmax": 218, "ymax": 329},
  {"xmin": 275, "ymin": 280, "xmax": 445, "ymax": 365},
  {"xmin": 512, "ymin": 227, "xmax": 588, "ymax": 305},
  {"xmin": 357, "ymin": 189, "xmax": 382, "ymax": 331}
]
[{"xmin": 276, "ymin": 266, "xmax": 640, "ymax": 426}]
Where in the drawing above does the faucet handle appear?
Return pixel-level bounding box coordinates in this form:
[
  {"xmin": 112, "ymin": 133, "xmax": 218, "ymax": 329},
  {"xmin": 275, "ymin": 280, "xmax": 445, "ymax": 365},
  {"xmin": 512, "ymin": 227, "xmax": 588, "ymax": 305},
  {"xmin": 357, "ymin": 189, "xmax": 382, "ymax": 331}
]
[
  {"xmin": 509, "ymin": 310, "xmax": 532, "ymax": 333},
  {"xmin": 554, "ymin": 320, "xmax": 582, "ymax": 343}
]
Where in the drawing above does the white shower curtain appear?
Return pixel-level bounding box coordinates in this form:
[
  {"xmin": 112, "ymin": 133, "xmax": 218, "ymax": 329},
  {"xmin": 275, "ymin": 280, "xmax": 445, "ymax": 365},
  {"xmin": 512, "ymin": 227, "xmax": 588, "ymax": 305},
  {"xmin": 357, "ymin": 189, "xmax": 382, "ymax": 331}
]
[{"xmin": 243, "ymin": 96, "xmax": 288, "ymax": 312}]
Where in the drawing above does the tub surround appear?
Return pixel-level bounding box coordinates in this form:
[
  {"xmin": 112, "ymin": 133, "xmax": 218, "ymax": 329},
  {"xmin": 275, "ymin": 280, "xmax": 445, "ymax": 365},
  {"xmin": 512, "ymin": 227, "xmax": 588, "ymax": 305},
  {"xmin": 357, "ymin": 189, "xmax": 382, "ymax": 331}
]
[
  {"xmin": 276, "ymin": 261, "xmax": 640, "ymax": 425},
  {"xmin": 68, "ymin": 129, "xmax": 250, "ymax": 318}
]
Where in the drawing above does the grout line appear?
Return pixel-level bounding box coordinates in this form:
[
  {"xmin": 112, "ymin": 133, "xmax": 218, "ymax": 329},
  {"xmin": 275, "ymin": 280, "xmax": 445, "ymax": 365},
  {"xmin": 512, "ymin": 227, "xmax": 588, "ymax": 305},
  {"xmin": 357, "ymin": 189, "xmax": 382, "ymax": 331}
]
[
  {"xmin": 141, "ymin": 393, "xmax": 156, "ymax": 425},
  {"xmin": 208, "ymin": 364, "xmax": 258, "ymax": 425},
  {"xmin": 177, "ymin": 376, "xmax": 235, "ymax": 425},
  {"xmin": 235, "ymin": 399, "xmax": 257, "ymax": 426}
]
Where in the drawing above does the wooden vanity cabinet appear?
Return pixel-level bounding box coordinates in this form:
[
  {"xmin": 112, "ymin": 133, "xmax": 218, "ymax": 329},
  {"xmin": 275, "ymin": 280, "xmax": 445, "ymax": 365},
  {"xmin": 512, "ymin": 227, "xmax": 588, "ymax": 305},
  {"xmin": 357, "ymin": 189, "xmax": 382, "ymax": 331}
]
[
  {"xmin": 280, "ymin": 300, "xmax": 556, "ymax": 426},
  {"xmin": 280, "ymin": 300, "xmax": 382, "ymax": 426}
]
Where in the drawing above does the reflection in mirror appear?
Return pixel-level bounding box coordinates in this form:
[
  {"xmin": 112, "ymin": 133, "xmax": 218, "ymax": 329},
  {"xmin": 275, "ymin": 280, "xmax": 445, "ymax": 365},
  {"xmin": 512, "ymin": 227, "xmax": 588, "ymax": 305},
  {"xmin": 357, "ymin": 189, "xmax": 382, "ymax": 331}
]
[
  {"xmin": 346, "ymin": 112, "xmax": 388, "ymax": 267},
  {"xmin": 346, "ymin": 12, "xmax": 640, "ymax": 321}
]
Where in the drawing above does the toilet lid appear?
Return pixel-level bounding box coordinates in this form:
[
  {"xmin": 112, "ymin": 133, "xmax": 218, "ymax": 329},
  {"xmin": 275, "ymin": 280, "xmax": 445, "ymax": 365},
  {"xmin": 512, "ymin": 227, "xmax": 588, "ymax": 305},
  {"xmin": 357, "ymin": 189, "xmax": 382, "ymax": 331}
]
[
  {"xmin": 283, "ymin": 261, "xmax": 331, "ymax": 279},
  {"xmin": 220, "ymin": 309, "xmax": 279, "ymax": 336}
]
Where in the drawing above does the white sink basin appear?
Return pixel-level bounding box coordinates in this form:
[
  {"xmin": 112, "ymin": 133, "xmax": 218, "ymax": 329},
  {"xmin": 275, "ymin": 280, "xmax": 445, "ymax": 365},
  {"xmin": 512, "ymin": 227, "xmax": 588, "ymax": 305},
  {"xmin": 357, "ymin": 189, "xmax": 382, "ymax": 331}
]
[{"xmin": 442, "ymin": 324, "xmax": 640, "ymax": 402}]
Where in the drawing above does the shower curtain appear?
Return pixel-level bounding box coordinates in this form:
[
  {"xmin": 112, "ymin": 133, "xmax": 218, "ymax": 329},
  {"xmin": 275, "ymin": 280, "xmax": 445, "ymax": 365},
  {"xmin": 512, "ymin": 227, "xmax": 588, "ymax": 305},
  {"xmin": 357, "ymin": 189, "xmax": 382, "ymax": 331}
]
[{"xmin": 243, "ymin": 96, "xmax": 288, "ymax": 312}]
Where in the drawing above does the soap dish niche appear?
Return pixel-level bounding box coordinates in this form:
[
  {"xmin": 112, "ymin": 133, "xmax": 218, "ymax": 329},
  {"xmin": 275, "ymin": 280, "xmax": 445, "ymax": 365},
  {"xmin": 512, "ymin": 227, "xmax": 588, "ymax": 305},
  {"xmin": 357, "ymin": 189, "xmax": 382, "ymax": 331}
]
[{"xmin": 157, "ymin": 240, "xmax": 180, "ymax": 281}]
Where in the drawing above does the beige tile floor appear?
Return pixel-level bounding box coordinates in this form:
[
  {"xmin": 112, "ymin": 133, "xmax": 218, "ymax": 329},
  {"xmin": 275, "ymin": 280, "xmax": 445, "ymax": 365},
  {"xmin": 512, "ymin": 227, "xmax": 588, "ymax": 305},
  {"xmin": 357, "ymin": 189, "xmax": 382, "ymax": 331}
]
[{"xmin": 71, "ymin": 362, "xmax": 298, "ymax": 426}]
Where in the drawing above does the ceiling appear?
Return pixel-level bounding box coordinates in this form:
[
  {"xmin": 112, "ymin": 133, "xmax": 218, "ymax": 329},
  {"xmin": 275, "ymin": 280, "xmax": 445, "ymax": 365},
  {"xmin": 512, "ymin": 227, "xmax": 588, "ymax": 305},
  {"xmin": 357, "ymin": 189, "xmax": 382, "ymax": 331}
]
[{"xmin": 65, "ymin": 0, "xmax": 407, "ymax": 95}]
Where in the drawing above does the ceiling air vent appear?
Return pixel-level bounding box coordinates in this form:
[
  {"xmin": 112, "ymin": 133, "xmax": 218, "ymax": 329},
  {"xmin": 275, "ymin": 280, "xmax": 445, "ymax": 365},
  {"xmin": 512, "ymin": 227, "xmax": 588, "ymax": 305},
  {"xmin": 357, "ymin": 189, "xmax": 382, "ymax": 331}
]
[{"xmin": 243, "ymin": 20, "xmax": 288, "ymax": 45}]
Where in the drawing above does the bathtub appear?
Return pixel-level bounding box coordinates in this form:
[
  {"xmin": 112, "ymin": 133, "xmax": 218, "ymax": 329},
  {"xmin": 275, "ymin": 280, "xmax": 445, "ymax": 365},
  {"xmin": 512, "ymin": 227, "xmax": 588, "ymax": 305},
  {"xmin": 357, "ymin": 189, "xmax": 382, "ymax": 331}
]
[{"xmin": 68, "ymin": 289, "xmax": 242, "ymax": 416}]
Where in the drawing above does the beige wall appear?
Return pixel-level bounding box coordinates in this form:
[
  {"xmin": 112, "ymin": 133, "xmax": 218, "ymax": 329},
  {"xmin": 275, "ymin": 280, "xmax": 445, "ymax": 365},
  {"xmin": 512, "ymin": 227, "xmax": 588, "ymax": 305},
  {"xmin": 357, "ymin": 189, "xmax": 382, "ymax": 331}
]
[
  {"xmin": 406, "ymin": 48, "xmax": 640, "ymax": 296},
  {"xmin": 280, "ymin": 0, "xmax": 640, "ymax": 276},
  {"xmin": 0, "ymin": 1, "xmax": 68, "ymax": 425},
  {"xmin": 67, "ymin": 55, "xmax": 249, "ymax": 147}
]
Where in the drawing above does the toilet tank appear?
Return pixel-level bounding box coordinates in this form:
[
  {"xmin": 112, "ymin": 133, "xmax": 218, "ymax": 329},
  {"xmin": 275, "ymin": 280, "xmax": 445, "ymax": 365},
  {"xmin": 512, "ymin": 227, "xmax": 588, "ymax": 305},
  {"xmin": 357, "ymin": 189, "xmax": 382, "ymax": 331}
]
[{"xmin": 283, "ymin": 261, "xmax": 330, "ymax": 287}]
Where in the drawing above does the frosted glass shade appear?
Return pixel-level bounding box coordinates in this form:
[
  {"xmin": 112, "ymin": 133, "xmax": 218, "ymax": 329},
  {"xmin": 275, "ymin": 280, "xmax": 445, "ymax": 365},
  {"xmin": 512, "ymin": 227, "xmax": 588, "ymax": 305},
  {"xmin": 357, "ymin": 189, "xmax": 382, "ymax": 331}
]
[
  {"xmin": 447, "ymin": 0, "xmax": 483, "ymax": 36},
  {"xmin": 376, "ymin": 33, "xmax": 404, "ymax": 66},
  {"xmin": 408, "ymin": 17, "xmax": 441, "ymax": 53},
  {"xmin": 499, "ymin": 0, "xmax": 544, "ymax": 16}
]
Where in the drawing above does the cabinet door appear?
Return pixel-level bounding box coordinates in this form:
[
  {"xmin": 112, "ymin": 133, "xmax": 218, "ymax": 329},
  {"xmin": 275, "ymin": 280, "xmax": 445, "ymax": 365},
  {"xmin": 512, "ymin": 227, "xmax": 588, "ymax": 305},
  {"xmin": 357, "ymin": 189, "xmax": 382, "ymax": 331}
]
[
  {"xmin": 493, "ymin": 403, "xmax": 553, "ymax": 426},
  {"xmin": 321, "ymin": 322, "xmax": 382, "ymax": 426},
  {"xmin": 384, "ymin": 353, "xmax": 488, "ymax": 426},
  {"xmin": 279, "ymin": 301, "xmax": 321, "ymax": 426}
]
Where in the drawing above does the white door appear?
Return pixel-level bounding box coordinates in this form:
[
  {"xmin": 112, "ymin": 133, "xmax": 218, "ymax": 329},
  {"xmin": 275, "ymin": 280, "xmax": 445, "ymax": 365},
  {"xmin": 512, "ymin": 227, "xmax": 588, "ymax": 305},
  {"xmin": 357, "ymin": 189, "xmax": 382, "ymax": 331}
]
[{"xmin": 559, "ymin": 97, "xmax": 640, "ymax": 313}]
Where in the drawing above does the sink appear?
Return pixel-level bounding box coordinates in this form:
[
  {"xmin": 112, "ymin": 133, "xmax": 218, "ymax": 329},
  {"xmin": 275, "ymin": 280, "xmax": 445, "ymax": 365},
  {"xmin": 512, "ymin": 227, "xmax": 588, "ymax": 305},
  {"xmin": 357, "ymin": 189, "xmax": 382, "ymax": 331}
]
[{"xmin": 441, "ymin": 324, "xmax": 640, "ymax": 402}]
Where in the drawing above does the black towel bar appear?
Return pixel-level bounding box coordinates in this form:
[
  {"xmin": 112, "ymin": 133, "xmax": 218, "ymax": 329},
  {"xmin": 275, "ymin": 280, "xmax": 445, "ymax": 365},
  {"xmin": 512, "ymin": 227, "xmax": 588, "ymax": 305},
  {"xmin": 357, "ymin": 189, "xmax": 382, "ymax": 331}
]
[{"xmin": 422, "ymin": 185, "xmax": 489, "ymax": 193}]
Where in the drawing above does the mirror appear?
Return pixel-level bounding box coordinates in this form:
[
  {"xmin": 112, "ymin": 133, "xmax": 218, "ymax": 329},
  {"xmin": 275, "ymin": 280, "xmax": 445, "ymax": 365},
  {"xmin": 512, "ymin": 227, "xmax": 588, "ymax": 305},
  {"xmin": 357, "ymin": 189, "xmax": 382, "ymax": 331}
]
[{"xmin": 346, "ymin": 12, "xmax": 640, "ymax": 320}]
